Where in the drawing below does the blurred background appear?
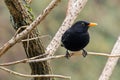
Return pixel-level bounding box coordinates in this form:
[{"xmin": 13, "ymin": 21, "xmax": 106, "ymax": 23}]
[{"xmin": 0, "ymin": 0, "xmax": 120, "ymax": 80}]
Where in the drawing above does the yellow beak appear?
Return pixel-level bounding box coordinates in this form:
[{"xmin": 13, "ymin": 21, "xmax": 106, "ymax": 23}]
[{"xmin": 88, "ymin": 22, "xmax": 98, "ymax": 27}]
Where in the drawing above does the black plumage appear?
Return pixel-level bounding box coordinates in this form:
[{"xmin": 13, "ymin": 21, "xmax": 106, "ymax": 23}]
[{"xmin": 61, "ymin": 21, "xmax": 97, "ymax": 58}]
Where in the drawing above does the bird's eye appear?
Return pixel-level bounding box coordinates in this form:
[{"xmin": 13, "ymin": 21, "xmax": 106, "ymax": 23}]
[{"xmin": 81, "ymin": 23, "xmax": 85, "ymax": 26}]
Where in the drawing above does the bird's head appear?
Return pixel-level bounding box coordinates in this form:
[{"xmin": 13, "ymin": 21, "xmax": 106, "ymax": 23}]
[{"xmin": 72, "ymin": 21, "xmax": 97, "ymax": 32}]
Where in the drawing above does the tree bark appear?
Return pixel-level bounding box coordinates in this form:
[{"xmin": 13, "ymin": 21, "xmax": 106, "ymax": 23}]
[{"xmin": 4, "ymin": 0, "xmax": 52, "ymax": 80}]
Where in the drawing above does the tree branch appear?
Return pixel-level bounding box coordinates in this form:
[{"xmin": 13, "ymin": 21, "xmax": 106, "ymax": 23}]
[
  {"xmin": 98, "ymin": 36, "xmax": 120, "ymax": 80},
  {"xmin": 0, "ymin": 66, "xmax": 71, "ymax": 79},
  {"xmin": 0, "ymin": 0, "xmax": 61, "ymax": 57},
  {"xmin": 46, "ymin": 0, "xmax": 88, "ymax": 57},
  {"xmin": 1, "ymin": 51, "xmax": 120, "ymax": 66},
  {"xmin": 4, "ymin": 0, "xmax": 61, "ymax": 80},
  {"xmin": 66, "ymin": 0, "xmax": 76, "ymax": 15}
]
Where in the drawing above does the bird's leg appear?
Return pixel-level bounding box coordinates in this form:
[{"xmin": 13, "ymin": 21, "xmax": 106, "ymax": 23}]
[
  {"xmin": 65, "ymin": 50, "xmax": 71, "ymax": 59},
  {"xmin": 82, "ymin": 49, "xmax": 87, "ymax": 57}
]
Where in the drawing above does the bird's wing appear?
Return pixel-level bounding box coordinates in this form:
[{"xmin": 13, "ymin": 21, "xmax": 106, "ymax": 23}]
[{"xmin": 61, "ymin": 30, "xmax": 71, "ymax": 44}]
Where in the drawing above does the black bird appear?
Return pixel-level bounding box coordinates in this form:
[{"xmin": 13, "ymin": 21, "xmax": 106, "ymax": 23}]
[{"xmin": 61, "ymin": 21, "xmax": 97, "ymax": 58}]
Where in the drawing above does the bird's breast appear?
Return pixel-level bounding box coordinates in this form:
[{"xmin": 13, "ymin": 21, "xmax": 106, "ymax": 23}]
[{"xmin": 62, "ymin": 32, "xmax": 90, "ymax": 51}]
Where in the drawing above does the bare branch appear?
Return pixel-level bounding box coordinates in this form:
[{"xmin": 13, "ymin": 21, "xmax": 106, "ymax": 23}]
[
  {"xmin": 0, "ymin": 0, "xmax": 61, "ymax": 57},
  {"xmin": 1, "ymin": 51, "xmax": 120, "ymax": 66},
  {"xmin": 21, "ymin": 35, "xmax": 51, "ymax": 42},
  {"xmin": 66, "ymin": 0, "xmax": 76, "ymax": 15},
  {"xmin": 99, "ymin": 36, "xmax": 120, "ymax": 80},
  {"xmin": 0, "ymin": 66, "xmax": 71, "ymax": 79},
  {"xmin": 0, "ymin": 53, "xmax": 48, "ymax": 66},
  {"xmin": 25, "ymin": 52, "xmax": 120, "ymax": 63},
  {"xmin": 46, "ymin": 0, "xmax": 88, "ymax": 57}
]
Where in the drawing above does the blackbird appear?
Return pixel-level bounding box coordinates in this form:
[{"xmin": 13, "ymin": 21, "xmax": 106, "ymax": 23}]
[{"xmin": 61, "ymin": 21, "xmax": 97, "ymax": 58}]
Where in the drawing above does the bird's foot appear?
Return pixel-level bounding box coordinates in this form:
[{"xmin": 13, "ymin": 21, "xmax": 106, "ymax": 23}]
[
  {"xmin": 82, "ymin": 49, "xmax": 87, "ymax": 57},
  {"xmin": 65, "ymin": 50, "xmax": 71, "ymax": 59}
]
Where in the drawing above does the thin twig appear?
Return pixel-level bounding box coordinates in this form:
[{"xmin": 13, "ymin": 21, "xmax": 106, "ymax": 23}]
[
  {"xmin": 0, "ymin": 53, "xmax": 48, "ymax": 66},
  {"xmin": 0, "ymin": 0, "xmax": 61, "ymax": 57},
  {"xmin": 27, "ymin": 52, "xmax": 120, "ymax": 63},
  {"xmin": 0, "ymin": 66, "xmax": 71, "ymax": 79},
  {"xmin": 88, "ymin": 52, "xmax": 120, "ymax": 57},
  {"xmin": 21, "ymin": 35, "xmax": 51, "ymax": 42},
  {"xmin": 1, "ymin": 51, "xmax": 120, "ymax": 66}
]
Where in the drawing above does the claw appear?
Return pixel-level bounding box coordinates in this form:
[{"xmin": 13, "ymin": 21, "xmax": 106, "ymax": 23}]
[
  {"xmin": 82, "ymin": 49, "xmax": 87, "ymax": 57},
  {"xmin": 65, "ymin": 50, "xmax": 71, "ymax": 59}
]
